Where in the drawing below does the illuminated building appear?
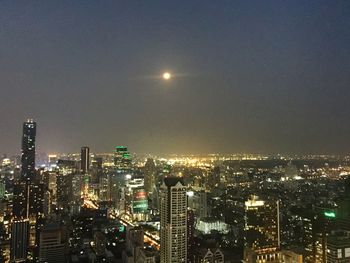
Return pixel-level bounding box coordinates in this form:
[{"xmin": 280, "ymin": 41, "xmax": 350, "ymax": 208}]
[
  {"xmin": 244, "ymin": 195, "xmax": 280, "ymax": 262},
  {"xmin": 160, "ymin": 177, "xmax": 187, "ymax": 263},
  {"xmin": 21, "ymin": 119, "xmax": 36, "ymax": 182},
  {"xmin": 187, "ymin": 190, "xmax": 208, "ymax": 219},
  {"xmin": 327, "ymin": 230, "xmax": 350, "ymax": 263},
  {"xmin": 98, "ymin": 174, "xmax": 109, "ymax": 201},
  {"xmin": 56, "ymin": 174, "xmax": 70, "ymax": 210},
  {"xmin": 187, "ymin": 209, "xmax": 195, "ymax": 263},
  {"xmin": 38, "ymin": 223, "xmax": 66, "ymax": 263},
  {"xmin": 10, "ymin": 219, "xmax": 29, "ymax": 262},
  {"xmin": 208, "ymin": 166, "xmax": 221, "ymax": 188},
  {"xmin": 144, "ymin": 158, "xmax": 156, "ymax": 195},
  {"xmin": 132, "ymin": 188, "xmax": 148, "ymax": 221},
  {"xmin": 196, "ymin": 218, "xmax": 229, "ymax": 235},
  {"xmin": 114, "ymin": 146, "xmax": 132, "ymax": 171},
  {"xmin": 69, "ymin": 174, "xmax": 84, "ymax": 215},
  {"xmin": 13, "ymin": 181, "xmax": 44, "ymax": 220},
  {"xmin": 13, "ymin": 181, "xmax": 28, "ymax": 219},
  {"xmin": 81, "ymin": 147, "xmax": 90, "ymax": 174},
  {"xmin": 28, "ymin": 183, "xmax": 44, "ymax": 217},
  {"xmin": 48, "ymin": 154, "xmax": 58, "ymax": 168}
]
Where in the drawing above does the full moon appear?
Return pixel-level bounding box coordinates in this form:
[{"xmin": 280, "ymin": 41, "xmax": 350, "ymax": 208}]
[{"xmin": 163, "ymin": 72, "xmax": 171, "ymax": 80}]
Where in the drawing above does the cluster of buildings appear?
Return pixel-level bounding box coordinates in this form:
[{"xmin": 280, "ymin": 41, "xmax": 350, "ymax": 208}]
[{"xmin": 1, "ymin": 120, "xmax": 350, "ymax": 262}]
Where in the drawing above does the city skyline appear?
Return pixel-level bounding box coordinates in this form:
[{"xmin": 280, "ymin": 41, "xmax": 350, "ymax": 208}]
[{"xmin": 1, "ymin": 1, "xmax": 350, "ymax": 155}]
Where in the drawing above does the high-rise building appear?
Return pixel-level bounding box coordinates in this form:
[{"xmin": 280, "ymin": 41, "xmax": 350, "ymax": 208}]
[
  {"xmin": 244, "ymin": 195, "xmax": 280, "ymax": 250},
  {"xmin": 13, "ymin": 181, "xmax": 28, "ymax": 219},
  {"xmin": 10, "ymin": 219, "xmax": 29, "ymax": 262},
  {"xmin": 91, "ymin": 157, "xmax": 103, "ymax": 184},
  {"xmin": 160, "ymin": 177, "xmax": 187, "ymax": 263},
  {"xmin": 13, "ymin": 181, "xmax": 45, "ymax": 220},
  {"xmin": 187, "ymin": 209, "xmax": 195, "ymax": 263},
  {"xmin": 326, "ymin": 230, "xmax": 350, "ymax": 263},
  {"xmin": 114, "ymin": 146, "xmax": 131, "ymax": 171},
  {"xmin": 144, "ymin": 158, "xmax": 156, "ymax": 195},
  {"xmin": 21, "ymin": 119, "xmax": 36, "ymax": 182},
  {"xmin": 28, "ymin": 183, "xmax": 44, "ymax": 218},
  {"xmin": 38, "ymin": 223, "xmax": 66, "ymax": 263},
  {"xmin": 80, "ymin": 147, "xmax": 90, "ymax": 174},
  {"xmin": 244, "ymin": 195, "xmax": 280, "ymax": 262}
]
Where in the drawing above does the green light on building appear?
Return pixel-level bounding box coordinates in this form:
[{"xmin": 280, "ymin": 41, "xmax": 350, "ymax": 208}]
[{"xmin": 324, "ymin": 211, "xmax": 336, "ymax": 218}]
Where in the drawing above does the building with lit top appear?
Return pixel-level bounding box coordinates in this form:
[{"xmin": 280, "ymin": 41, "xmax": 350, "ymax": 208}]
[
  {"xmin": 244, "ymin": 195, "xmax": 280, "ymax": 262},
  {"xmin": 160, "ymin": 177, "xmax": 187, "ymax": 263}
]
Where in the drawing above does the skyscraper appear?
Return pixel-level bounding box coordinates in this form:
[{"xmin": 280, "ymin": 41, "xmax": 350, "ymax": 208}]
[
  {"xmin": 21, "ymin": 119, "xmax": 36, "ymax": 181},
  {"xmin": 80, "ymin": 147, "xmax": 90, "ymax": 174},
  {"xmin": 13, "ymin": 181, "xmax": 29, "ymax": 219},
  {"xmin": 160, "ymin": 177, "xmax": 187, "ymax": 263},
  {"xmin": 10, "ymin": 219, "xmax": 29, "ymax": 262},
  {"xmin": 114, "ymin": 146, "xmax": 131, "ymax": 171},
  {"xmin": 144, "ymin": 158, "xmax": 156, "ymax": 195},
  {"xmin": 244, "ymin": 195, "xmax": 280, "ymax": 262},
  {"xmin": 244, "ymin": 195, "xmax": 280, "ymax": 250}
]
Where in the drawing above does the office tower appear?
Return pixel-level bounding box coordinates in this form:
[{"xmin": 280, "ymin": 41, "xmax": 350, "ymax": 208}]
[
  {"xmin": 91, "ymin": 157, "xmax": 103, "ymax": 184},
  {"xmin": 69, "ymin": 174, "xmax": 83, "ymax": 215},
  {"xmin": 114, "ymin": 146, "xmax": 131, "ymax": 170},
  {"xmin": 99, "ymin": 174, "xmax": 109, "ymax": 201},
  {"xmin": 144, "ymin": 158, "xmax": 156, "ymax": 194},
  {"xmin": 132, "ymin": 188, "xmax": 148, "ymax": 221},
  {"xmin": 326, "ymin": 230, "xmax": 350, "ymax": 263},
  {"xmin": 28, "ymin": 183, "xmax": 44, "ymax": 217},
  {"xmin": 81, "ymin": 147, "xmax": 90, "ymax": 174},
  {"xmin": 21, "ymin": 119, "xmax": 36, "ymax": 181},
  {"xmin": 10, "ymin": 219, "xmax": 29, "ymax": 262},
  {"xmin": 188, "ymin": 190, "xmax": 208, "ymax": 219},
  {"xmin": 38, "ymin": 223, "xmax": 66, "ymax": 263},
  {"xmin": 160, "ymin": 177, "xmax": 187, "ymax": 263},
  {"xmin": 56, "ymin": 174, "xmax": 70, "ymax": 210},
  {"xmin": 187, "ymin": 209, "xmax": 195, "ymax": 263},
  {"xmin": 13, "ymin": 181, "xmax": 28, "ymax": 219},
  {"xmin": 244, "ymin": 195, "xmax": 280, "ymax": 263},
  {"xmin": 244, "ymin": 195, "xmax": 280, "ymax": 250}
]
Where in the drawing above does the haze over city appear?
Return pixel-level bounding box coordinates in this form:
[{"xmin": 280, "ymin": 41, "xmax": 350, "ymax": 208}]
[{"xmin": 1, "ymin": 1, "xmax": 350, "ymax": 155}]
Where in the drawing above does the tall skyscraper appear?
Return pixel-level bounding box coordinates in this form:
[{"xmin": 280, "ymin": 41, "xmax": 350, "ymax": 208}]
[
  {"xmin": 21, "ymin": 119, "xmax": 36, "ymax": 181},
  {"xmin": 144, "ymin": 158, "xmax": 156, "ymax": 195},
  {"xmin": 13, "ymin": 182, "xmax": 45, "ymax": 220},
  {"xmin": 80, "ymin": 147, "xmax": 90, "ymax": 174},
  {"xmin": 10, "ymin": 219, "xmax": 29, "ymax": 262},
  {"xmin": 244, "ymin": 195, "xmax": 280, "ymax": 250},
  {"xmin": 160, "ymin": 177, "xmax": 187, "ymax": 263},
  {"xmin": 244, "ymin": 195, "xmax": 280, "ymax": 262},
  {"xmin": 13, "ymin": 181, "xmax": 29, "ymax": 219}
]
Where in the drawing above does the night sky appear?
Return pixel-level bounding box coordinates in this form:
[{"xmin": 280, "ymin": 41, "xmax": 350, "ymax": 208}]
[{"xmin": 1, "ymin": 1, "xmax": 350, "ymax": 155}]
